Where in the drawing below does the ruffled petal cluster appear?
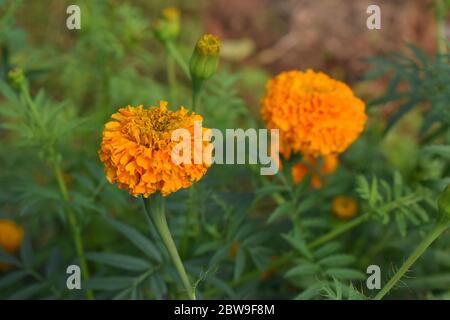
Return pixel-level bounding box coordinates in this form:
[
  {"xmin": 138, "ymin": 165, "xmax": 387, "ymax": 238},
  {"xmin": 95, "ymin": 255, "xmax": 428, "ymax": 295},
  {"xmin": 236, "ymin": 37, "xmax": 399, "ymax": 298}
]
[
  {"xmin": 261, "ymin": 69, "xmax": 367, "ymax": 158},
  {"xmin": 99, "ymin": 101, "xmax": 211, "ymax": 197}
]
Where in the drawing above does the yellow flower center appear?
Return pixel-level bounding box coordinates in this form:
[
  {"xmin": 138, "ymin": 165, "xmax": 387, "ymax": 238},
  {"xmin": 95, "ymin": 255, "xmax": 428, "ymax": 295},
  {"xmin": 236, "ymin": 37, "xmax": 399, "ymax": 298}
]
[
  {"xmin": 121, "ymin": 103, "xmax": 190, "ymax": 147},
  {"xmin": 196, "ymin": 34, "xmax": 220, "ymax": 55},
  {"xmin": 162, "ymin": 7, "xmax": 180, "ymax": 21}
]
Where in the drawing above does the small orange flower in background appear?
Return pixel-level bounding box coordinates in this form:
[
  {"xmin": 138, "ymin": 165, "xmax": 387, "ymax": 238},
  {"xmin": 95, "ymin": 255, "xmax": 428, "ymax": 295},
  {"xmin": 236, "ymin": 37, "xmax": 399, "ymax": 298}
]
[
  {"xmin": 228, "ymin": 241, "xmax": 240, "ymax": 260},
  {"xmin": 260, "ymin": 256, "xmax": 280, "ymax": 281},
  {"xmin": 0, "ymin": 219, "xmax": 24, "ymax": 271},
  {"xmin": 99, "ymin": 101, "xmax": 211, "ymax": 198},
  {"xmin": 261, "ymin": 69, "xmax": 367, "ymax": 159},
  {"xmin": 331, "ymin": 196, "xmax": 358, "ymax": 219},
  {"xmin": 291, "ymin": 154, "xmax": 339, "ymax": 188}
]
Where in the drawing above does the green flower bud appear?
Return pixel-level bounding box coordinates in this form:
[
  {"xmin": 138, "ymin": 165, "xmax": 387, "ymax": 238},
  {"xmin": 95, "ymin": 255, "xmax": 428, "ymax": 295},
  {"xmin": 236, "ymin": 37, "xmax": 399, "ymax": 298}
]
[
  {"xmin": 152, "ymin": 7, "xmax": 180, "ymax": 43},
  {"xmin": 438, "ymin": 184, "xmax": 450, "ymax": 222},
  {"xmin": 7, "ymin": 67, "xmax": 25, "ymax": 89},
  {"xmin": 189, "ymin": 34, "xmax": 220, "ymax": 81}
]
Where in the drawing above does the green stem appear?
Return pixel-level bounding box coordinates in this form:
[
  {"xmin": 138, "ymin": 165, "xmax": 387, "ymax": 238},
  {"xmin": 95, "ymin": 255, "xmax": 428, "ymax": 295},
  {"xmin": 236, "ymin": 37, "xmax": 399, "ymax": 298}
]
[
  {"xmin": 191, "ymin": 77, "xmax": 203, "ymax": 112},
  {"xmin": 54, "ymin": 161, "xmax": 94, "ymax": 300},
  {"xmin": 21, "ymin": 84, "xmax": 45, "ymax": 131},
  {"xmin": 167, "ymin": 55, "xmax": 177, "ymax": 102},
  {"xmin": 374, "ymin": 222, "xmax": 449, "ymax": 300},
  {"xmin": 308, "ymin": 212, "xmax": 371, "ymax": 249},
  {"xmin": 20, "ymin": 84, "xmax": 92, "ymax": 299},
  {"xmin": 143, "ymin": 195, "xmax": 196, "ymax": 300},
  {"xmin": 165, "ymin": 41, "xmax": 190, "ymax": 78},
  {"xmin": 180, "ymin": 186, "xmax": 197, "ymax": 256}
]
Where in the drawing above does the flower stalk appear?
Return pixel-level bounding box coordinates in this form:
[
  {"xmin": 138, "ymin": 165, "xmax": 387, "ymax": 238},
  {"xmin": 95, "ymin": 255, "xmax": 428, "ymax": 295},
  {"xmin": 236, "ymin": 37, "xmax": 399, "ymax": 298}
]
[
  {"xmin": 374, "ymin": 222, "xmax": 448, "ymax": 300},
  {"xmin": 375, "ymin": 186, "xmax": 450, "ymax": 300},
  {"xmin": 143, "ymin": 195, "xmax": 196, "ymax": 300}
]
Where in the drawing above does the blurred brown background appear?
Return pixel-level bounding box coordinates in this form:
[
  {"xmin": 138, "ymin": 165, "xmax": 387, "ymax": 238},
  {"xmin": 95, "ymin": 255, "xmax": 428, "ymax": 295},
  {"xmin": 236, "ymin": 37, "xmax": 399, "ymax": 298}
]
[{"xmin": 205, "ymin": 0, "xmax": 441, "ymax": 81}]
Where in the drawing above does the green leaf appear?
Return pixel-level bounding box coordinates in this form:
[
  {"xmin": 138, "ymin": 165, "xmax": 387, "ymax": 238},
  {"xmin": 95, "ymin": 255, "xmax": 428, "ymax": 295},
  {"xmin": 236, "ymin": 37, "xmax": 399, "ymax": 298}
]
[
  {"xmin": 282, "ymin": 234, "xmax": 313, "ymax": 259},
  {"xmin": 422, "ymin": 145, "xmax": 450, "ymax": 159},
  {"xmin": 0, "ymin": 248, "xmax": 20, "ymax": 267},
  {"xmin": 384, "ymin": 100, "xmax": 418, "ymax": 134},
  {"xmin": 0, "ymin": 270, "xmax": 27, "ymax": 289},
  {"xmin": 313, "ymin": 242, "xmax": 342, "ymax": 259},
  {"xmin": 86, "ymin": 252, "xmax": 151, "ymax": 271},
  {"xmin": 395, "ymin": 212, "xmax": 407, "ymax": 237},
  {"xmin": 8, "ymin": 283, "xmax": 47, "ymax": 299},
  {"xmin": 294, "ymin": 174, "xmax": 311, "ymax": 199},
  {"xmin": 255, "ymin": 185, "xmax": 289, "ymax": 197},
  {"xmin": 318, "ymin": 254, "xmax": 355, "ymax": 267},
  {"xmin": 233, "ymin": 249, "xmax": 246, "ymax": 281},
  {"xmin": 285, "ymin": 263, "xmax": 320, "ymax": 278},
  {"xmin": 106, "ymin": 217, "xmax": 161, "ymax": 262},
  {"xmin": 325, "ymin": 268, "xmax": 365, "ymax": 280},
  {"xmin": 20, "ymin": 235, "xmax": 33, "ymax": 268},
  {"xmin": 85, "ymin": 277, "xmax": 134, "ymax": 291},
  {"xmin": 294, "ymin": 283, "xmax": 323, "ymax": 300},
  {"xmin": 267, "ymin": 202, "xmax": 293, "ymax": 224}
]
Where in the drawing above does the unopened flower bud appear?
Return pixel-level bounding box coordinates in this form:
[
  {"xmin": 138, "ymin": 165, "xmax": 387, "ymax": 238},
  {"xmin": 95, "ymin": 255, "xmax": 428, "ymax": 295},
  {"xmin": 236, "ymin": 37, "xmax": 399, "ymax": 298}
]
[
  {"xmin": 189, "ymin": 34, "xmax": 220, "ymax": 81},
  {"xmin": 7, "ymin": 68, "xmax": 24, "ymax": 89},
  {"xmin": 152, "ymin": 7, "xmax": 180, "ymax": 43}
]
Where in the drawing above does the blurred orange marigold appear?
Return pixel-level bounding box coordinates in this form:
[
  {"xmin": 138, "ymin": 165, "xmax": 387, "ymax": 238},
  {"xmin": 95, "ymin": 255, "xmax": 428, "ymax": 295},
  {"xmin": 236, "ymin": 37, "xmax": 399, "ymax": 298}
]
[
  {"xmin": 99, "ymin": 101, "xmax": 211, "ymax": 197},
  {"xmin": 291, "ymin": 154, "xmax": 339, "ymax": 188},
  {"xmin": 0, "ymin": 220, "xmax": 24, "ymax": 271},
  {"xmin": 261, "ymin": 69, "xmax": 367, "ymax": 158},
  {"xmin": 331, "ymin": 196, "xmax": 358, "ymax": 219}
]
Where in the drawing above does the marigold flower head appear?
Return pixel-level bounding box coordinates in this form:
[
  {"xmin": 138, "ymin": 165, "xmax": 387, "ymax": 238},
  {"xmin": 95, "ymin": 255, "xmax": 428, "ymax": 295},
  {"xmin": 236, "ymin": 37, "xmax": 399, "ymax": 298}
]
[
  {"xmin": 0, "ymin": 219, "xmax": 24, "ymax": 271},
  {"xmin": 98, "ymin": 101, "xmax": 211, "ymax": 198},
  {"xmin": 331, "ymin": 196, "xmax": 358, "ymax": 219},
  {"xmin": 261, "ymin": 69, "xmax": 367, "ymax": 158}
]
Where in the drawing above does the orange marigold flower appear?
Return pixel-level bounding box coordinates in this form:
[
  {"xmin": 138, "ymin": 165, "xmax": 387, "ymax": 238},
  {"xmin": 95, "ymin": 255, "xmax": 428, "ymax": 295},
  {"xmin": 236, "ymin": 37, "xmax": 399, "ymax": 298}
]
[
  {"xmin": 0, "ymin": 220, "xmax": 23, "ymax": 253},
  {"xmin": 321, "ymin": 154, "xmax": 339, "ymax": 174},
  {"xmin": 291, "ymin": 162, "xmax": 321, "ymax": 189},
  {"xmin": 331, "ymin": 196, "xmax": 358, "ymax": 219},
  {"xmin": 0, "ymin": 220, "xmax": 24, "ymax": 271},
  {"xmin": 98, "ymin": 101, "xmax": 211, "ymax": 198},
  {"xmin": 291, "ymin": 154, "xmax": 339, "ymax": 188},
  {"xmin": 261, "ymin": 69, "xmax": 367, "ymax": 158}
]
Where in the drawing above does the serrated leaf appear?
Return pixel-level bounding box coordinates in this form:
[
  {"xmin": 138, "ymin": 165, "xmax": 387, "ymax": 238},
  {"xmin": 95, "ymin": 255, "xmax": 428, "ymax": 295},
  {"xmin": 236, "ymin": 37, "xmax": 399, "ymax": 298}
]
[
  {"xmin": 294, "ymin": 283, "xmax": 323, "ymax": 300},
  {"xmin": 106, "ymin": 217, "xmax": 161, "ymax": 262},
  {"xmin": 285, "ymin": 263, "xmax": 320, "ymax": 278},
  {"xmin": 20, "ymin": 235, "xmax": 33, "ymax": 268},
  {"xmin": 86, "ymin": 252, "xmax": 151, "ymax": 271},
  {"xmin": 318, "ymin": 254, "xmax": 356, "ymax": 267},
  {"xmin": 0, "ymin": 248, "xmax": 20, "ymax": 267},
  {"xmin": 8, "ymin": 283, "xmax": 47, "ymax": 299},
  {"xmin": 85, "ymin": 277, "xmax": 134, "ymax": 291},
  {"xmin": 0, "ymin": 270, "xmax": 27, "ymax": 289},
  {"xmin": 282, "ymin": 234, "xmax": 313, "ymax": 259},
  {"xmin": 325, "ymin": 268, "xmax": 365, "ymax": 280},
  {"xmin": 267, "ymin": 202, "xmax": 293, "ymax": 224},
  {"xmin": 313, "ymin": 242, "xmax": 342, "ymax": 259},
  {"xmin": 233, "ymin": 249, "xmax": 246, "ymax": 281}
]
